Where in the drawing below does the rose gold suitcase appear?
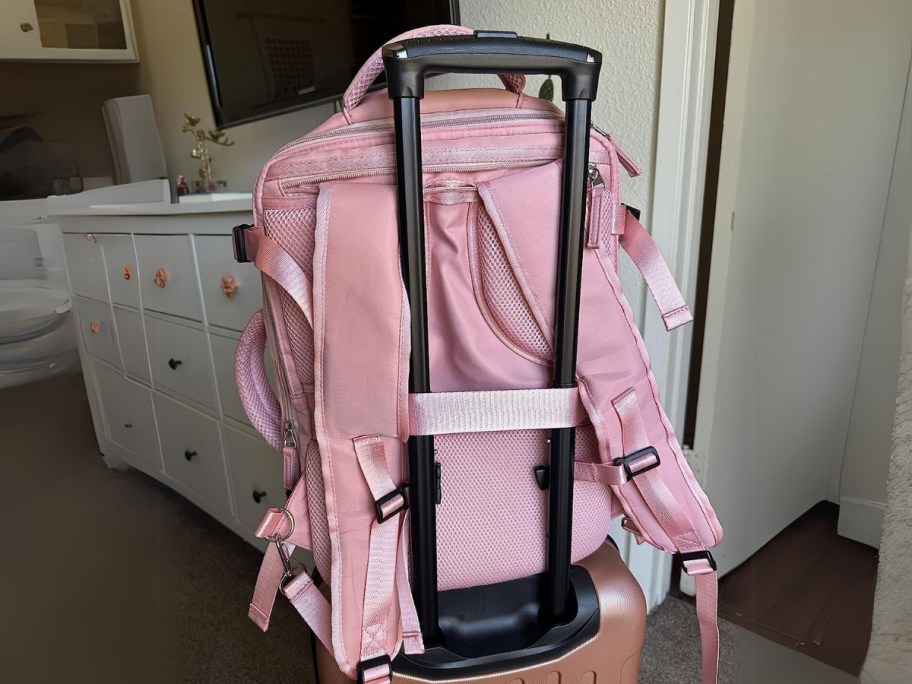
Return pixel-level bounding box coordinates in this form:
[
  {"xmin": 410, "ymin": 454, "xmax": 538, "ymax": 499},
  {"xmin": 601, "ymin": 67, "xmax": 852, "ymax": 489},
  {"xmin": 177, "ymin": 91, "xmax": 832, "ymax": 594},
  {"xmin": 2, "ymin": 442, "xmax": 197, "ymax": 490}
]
[{"xmin": 314, "ymin": 542, "xmax": 646, "ymax": 684}]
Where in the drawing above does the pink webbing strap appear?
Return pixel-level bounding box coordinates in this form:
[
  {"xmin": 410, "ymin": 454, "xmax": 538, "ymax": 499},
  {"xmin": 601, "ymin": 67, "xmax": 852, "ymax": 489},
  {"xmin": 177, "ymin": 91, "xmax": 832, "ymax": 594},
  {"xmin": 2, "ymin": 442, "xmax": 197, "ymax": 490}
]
[
  {"xmin": 408, "ymin": 387, "xmax": 586, "ymax": 436},
  {"xmin": 353, "ymin": 436, "xmax": 409, "ymax": 672},
  {"xmin": 396, "ymin": 511, "xmax": 425, "ymax": 655},
  {"xmin": 284, "ymin": 571, "xmax": 333, "ymax": 653},
  {"xmin": 612, "ymin": 388, "xmax": 719, "ymax": 684},
  {"xmin": 243, "ymin": 228, "xmax": 314, "ymax": 327},
  {"xmin": 249, "ymin": 541, "xmax": 292, "ymax": 631},
  {"xmin": 573, "ymin": 461, "xmax": 628, "ymax": 486},
  {"xmin": 618, "ymin": 210, "xmax": 693, "ymax": 331}
]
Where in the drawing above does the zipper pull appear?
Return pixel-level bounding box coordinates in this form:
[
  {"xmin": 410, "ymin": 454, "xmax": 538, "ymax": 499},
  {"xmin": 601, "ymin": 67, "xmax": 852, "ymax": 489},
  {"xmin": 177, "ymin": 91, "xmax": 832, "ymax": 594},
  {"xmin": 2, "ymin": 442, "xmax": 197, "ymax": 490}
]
[
  {"xmin": 588, "ymin": 163, "xmax": 605, "ymax": 187},
  {"xmin": 283, "ymin": 421, "xmax": 298, "ymax": 448},
  {"xmin": 587, "ymin": 164, "xmax": 605, "ymax": 248}
]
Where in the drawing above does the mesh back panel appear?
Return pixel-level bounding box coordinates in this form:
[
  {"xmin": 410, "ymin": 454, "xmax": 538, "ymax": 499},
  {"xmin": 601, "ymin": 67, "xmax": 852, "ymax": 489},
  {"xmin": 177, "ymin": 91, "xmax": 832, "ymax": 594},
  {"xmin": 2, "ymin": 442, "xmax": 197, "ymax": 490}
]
[{"xmin": 435, "ymin": 424, "xmax": 612, "ymax": 590}]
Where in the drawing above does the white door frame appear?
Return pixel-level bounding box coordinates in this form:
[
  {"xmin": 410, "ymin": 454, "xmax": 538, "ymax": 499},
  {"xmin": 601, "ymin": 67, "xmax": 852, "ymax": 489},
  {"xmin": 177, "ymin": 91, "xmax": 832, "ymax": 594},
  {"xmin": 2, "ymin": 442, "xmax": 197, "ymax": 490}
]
[{"xmin": 625, "ymin": 0, "xmax": 720, "ymax": 607}]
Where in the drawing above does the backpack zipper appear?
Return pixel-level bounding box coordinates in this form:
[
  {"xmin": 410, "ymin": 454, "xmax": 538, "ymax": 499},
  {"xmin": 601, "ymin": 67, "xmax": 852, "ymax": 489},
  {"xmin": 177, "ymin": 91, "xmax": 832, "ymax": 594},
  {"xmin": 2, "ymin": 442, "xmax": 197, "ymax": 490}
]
[
  {"xmin": 279, "ymin": 158, "xmax": 553, "ymax": 193},
  {"xmin": 274, "ymin": 109, "xmax": 562, "ymax": 157}
]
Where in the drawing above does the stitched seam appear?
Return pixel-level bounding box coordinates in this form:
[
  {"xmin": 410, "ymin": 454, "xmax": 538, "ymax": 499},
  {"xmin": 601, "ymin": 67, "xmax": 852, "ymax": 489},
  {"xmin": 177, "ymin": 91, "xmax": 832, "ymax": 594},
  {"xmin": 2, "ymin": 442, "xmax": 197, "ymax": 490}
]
[
  {"xmin": 465, "ymin": 201, "xmax": 550, "ymax": 366},
  {"xmin": 594, "ymin": 246, "xmax": 719, "ymax": 546},
  {"xmin": 479, "ymin": 182, "xmax": 555, "ymax": 354}
]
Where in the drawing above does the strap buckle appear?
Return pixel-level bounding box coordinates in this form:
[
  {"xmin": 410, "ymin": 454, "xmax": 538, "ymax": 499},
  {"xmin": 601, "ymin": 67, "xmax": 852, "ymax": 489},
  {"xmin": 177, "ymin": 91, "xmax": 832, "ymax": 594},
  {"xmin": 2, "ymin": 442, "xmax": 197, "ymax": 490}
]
[
  {"xmin": 232, "ymin": 223, "xmax": 253, "ymax": 263},
  {"xmin": 614, "ymin": 446, "xmax": 660, "ymax": 481},
  {"xmin": 626, "ymin": 205, "xmax": 641, "ymax": 220},
  {"xmin": 679, "ymin": 550, "xmax": 717, "ymax": 574},
  {"xmin": 374, "ymin": 485, "xmax": 408, "ymax": 524},
  {"xmin": 357, "ymin": 655, "xmax": 392, "ymax": 684}
]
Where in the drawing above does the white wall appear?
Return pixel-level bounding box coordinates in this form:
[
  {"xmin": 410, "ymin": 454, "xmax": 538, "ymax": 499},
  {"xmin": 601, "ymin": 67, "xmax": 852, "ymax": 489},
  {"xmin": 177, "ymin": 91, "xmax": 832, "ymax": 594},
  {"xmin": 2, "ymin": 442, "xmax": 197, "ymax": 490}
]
[
  {"xmin": 838, "ymin": 61, "xmax": 912, "ymax": 549},
  {"xmin": 130, "ymin": 0, "xmax": 334, "ymax": 192},
  {"xmin": 452, "ymin": 0, "xmax": 665, "ymax": 318}
]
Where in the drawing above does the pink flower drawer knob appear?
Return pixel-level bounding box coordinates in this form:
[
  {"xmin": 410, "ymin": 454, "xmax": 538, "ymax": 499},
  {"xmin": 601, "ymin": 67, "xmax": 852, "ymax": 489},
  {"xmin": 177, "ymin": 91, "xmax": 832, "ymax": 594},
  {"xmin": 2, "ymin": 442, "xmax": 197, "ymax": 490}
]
[
  {"xmin": 89, "ymin": 321, "xmax": 101, "ymax": 334},
  {"xmin": 221, "ymin": 275, "xmax": 238, "ymax": 299},
  {"xmin": 153, "ymin": 268, "xmax": 168, "ymax": 288}
]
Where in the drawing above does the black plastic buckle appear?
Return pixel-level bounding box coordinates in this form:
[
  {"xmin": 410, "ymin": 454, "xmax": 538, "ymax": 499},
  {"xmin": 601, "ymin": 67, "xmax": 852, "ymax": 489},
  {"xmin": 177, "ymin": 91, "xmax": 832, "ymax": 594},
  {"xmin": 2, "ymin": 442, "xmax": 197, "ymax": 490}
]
[
  {"xmin": 613, "ymin": 446, "xmax": 660, "ymax": 481},
  {"xmin": 357, "ymin": 655, "xmax": 392, "ymax": 684},
  {"xmin": 679, "ymin": 550, "xmax": 717, "ymax": 573},
  {"xmin": 374, "ymin": 485, "xmax": 408, "ymax": 524},
  {"xmin": 627, "ymin": 205, "xmax": 641, "ymax": 220},
  {"xmin": 232, "ymin": 223, "xmax": 253, "ymax": 263}
]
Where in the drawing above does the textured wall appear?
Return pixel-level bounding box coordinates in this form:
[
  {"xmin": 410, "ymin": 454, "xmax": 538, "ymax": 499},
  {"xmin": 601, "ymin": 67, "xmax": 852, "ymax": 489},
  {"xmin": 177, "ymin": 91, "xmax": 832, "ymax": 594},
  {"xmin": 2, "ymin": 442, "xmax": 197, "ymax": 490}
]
[
  {"xmin": 448, "ymin": 0, "xmax": 665, "ymax": 315},
  {"xmin": 131, "ymin": 0, "xmax": 663, "ymax": 315},
  {"xmin": 863, "ymin": 67, "xmax": 912, "ymax": 683},
  {"xmin": 130, "ymin": 0, "xmax": 333, "ymax": 193}
]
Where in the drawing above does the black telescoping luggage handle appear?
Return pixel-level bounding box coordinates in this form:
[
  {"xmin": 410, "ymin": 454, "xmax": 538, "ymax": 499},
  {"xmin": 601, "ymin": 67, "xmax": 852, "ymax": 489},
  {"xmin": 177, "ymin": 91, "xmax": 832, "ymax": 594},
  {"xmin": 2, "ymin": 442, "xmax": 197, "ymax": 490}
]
[
  {"xmin": 385, "ymin": 31, "xmax": 601, "ymax": 644},
  {"xmin": 382, "ymin": 31, "xmax": 601, "ymax": 101}
]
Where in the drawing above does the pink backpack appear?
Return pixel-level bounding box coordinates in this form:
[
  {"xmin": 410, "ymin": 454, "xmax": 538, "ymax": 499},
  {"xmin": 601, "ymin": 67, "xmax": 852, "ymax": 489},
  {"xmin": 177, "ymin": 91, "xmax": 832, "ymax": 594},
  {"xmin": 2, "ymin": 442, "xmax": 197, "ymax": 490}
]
[{"xmin": 235, "ymin": 24, "xmax": 723, "ymax": 684}]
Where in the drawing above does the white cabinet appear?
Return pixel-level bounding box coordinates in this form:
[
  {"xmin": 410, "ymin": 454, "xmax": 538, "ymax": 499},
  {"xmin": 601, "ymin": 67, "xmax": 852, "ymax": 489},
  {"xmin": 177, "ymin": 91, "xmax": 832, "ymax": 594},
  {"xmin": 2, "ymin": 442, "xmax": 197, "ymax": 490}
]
[
  {"xmin": 75, "ymin": 295, "xmax": 120, "ymax": 368},
  {"xmin": 92, "ymin": 360, "xmax": 161, "ymax": 470},
  {"xmin": 102, "ymin": 234, "xmax": 140, "ymax": 308},
  {"xmin": 144, "ymin": 313, "xmax": 216, "ymax": 409},
  {"xmin": 58, "ymin": 197, "xmax": 286, "ymax": 551},
  {"xmin": 134, "ymin": 234, "xmax": 204, "ymax": 321},
  {"xmin": 0, "ymin": 0, "xmax": 138, "ymax": 62},
  {"xmin": 195, "ymin": 235, "xmax": 263, "ymax": 332},
  {"xmin": 223, "ymin": 425, "xmax": 287, "ymax": 533}
]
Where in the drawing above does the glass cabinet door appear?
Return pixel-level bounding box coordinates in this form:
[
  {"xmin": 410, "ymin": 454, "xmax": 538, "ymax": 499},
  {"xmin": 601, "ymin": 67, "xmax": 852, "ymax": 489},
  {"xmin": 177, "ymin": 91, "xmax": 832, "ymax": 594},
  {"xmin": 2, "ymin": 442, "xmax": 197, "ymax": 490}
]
[
  {"xmin": 0, "ymin": 0, "xmax": 136, "ymax": 61},
  {"xmin": 33, "ymin": 0, "xmax": 126, "ymax": 50}
]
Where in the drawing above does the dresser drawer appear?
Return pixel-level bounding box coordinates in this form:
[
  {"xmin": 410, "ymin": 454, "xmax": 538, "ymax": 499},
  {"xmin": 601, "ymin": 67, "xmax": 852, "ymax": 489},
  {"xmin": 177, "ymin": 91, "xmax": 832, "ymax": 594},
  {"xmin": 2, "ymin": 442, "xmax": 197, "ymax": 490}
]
[
  {"xmin": 195, "ymin": 235, "xmax": 263, "ymax": 332},
  {"xmin": 145, "ymin": 314, "xmax": 215, "ymax": 408},
  {"xmin": 63, "ymin": 233, "xmax": 108, "ymax": 302},
  {"xmin": 113, "ymin": 306, "xmax": 150, "ymax": 383},
  {"xmin": 102, "ymin": 234, "xmax": 140, "ymax": 308},
  {"xmin": 75, "ymin": 296, "xmax": 120, "ymax": 368},
  {"xmin": 134, "ymin": 234, "xmax": 203, "ymax": 320},
  {"xmin": 154, "ymin": 392, "xmax": 230, "ymax": 513},
  {"xmin": 223, "ymin": 425, "xmax": 285, "ymax": 532},
  {"xmin": 92, "ymin": 361, "xmax": 161, "ymax": 470}
]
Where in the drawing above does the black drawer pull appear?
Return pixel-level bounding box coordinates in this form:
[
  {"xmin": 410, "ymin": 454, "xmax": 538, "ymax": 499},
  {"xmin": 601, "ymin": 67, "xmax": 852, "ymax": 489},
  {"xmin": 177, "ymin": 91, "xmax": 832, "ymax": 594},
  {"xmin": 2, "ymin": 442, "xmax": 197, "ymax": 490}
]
[
  {"xmin": 124, "ymin": 423, "xmax": 133, "ymax": 429},
  {"xmin": 252, "ymin": 490, "xmax": 267, "ymax": 504},
  {"xmin": 168, "ymin": 358, "xmax": 183, "ymax": 370},
  {"xmin": 184, "ymin": 450, "xmax": 197, "ymax": 461}
]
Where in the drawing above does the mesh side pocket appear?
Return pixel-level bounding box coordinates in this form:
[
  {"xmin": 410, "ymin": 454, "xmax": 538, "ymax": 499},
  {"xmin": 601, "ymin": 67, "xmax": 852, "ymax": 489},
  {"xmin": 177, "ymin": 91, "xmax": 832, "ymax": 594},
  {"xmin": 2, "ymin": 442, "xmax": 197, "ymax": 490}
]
[
  {"xmin": 304, "ymin": 440, "xmax": 331, "ymax": 578},
  {"xmin": 474, "ymin": 205, "xmax": 552, "ymax": 362},
  {"xmin": 263, "ymin": 205, "xmax": 317, "ymax": 388}
]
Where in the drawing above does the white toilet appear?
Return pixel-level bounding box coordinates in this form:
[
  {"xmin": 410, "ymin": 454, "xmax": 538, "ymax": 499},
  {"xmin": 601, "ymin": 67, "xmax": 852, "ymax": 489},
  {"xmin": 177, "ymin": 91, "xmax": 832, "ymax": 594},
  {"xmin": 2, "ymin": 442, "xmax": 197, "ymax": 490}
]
[{"xmin": 0, "ymin": 228, "xmax": 79, "ymax": 389}]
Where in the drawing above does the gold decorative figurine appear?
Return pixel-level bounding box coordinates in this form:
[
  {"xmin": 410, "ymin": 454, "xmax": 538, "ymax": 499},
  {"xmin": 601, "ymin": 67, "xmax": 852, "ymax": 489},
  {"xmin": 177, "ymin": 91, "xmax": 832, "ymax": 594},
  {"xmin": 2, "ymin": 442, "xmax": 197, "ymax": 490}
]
[{"xmin": 182, "ymin": 114, "xmax": 234, "ymax": 192}]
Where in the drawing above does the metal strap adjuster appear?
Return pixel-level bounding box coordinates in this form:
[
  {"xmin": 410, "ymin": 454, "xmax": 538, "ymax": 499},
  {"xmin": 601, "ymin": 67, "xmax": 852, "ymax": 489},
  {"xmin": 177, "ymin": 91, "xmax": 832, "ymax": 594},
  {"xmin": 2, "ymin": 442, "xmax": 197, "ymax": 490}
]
[
  {"xmin": 679, "ymin": 550, "xmax": 717, "ymax": 574},
  {"xmin": 357, "ymin": 655, "xmax": 392, "ymax": 684},
  {"xmin": 232, "ymin": 223, "xmax": 253, "ymax": 263},
  {"xmin": 374, "ymin": 485, "xmax": 408, "ymax": 524},
  {"xmin": 613, "ymin": 446, "xmax": 661, "ymax": 481}
]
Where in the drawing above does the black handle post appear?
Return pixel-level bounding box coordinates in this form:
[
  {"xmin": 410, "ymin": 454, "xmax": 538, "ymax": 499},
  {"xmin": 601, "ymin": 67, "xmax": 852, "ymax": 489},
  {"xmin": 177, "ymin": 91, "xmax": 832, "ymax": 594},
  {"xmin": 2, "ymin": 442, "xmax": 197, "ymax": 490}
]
[
  {"xmin": 545, "ymin": 97, "xmax": 593, "ymax": 622},
  {"xmin": 383, "ymin": 31, "xmax": 600, "ymax": 636},
  {"xmin": 391, "ymin": 95, "xmax": 440, "ymax": 644}
]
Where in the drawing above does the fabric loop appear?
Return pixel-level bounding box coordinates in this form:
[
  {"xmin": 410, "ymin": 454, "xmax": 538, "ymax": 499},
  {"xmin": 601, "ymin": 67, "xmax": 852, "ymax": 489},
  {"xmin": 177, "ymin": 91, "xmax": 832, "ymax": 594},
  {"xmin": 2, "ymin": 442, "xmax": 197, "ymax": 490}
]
[{"xmin": 618, "ymin": 210, "xmax": 693, "ymax": 331}]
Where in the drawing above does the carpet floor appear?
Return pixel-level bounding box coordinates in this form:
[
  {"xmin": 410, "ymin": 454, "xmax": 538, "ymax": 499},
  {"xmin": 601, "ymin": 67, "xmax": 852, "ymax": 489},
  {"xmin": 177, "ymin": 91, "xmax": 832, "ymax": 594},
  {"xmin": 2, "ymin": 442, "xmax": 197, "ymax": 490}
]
[{"xmin": 0, "ymin": 374, "xmax": 858, "ymax": 683}]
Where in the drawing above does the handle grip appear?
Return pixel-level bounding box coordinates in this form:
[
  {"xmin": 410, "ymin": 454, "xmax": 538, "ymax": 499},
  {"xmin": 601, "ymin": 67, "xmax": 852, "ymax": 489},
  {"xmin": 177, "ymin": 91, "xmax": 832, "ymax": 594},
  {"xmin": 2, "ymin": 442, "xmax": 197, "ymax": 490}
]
[{"xmin": 382, "ymin": 32, "xmax": 600, "ymax": 101}]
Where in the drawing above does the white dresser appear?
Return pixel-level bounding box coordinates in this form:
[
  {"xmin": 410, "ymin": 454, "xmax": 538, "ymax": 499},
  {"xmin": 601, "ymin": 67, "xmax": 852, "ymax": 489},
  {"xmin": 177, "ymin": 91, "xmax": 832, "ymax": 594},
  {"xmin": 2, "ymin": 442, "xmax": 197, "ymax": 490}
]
[{"xmin": 54, "ymin": 196, "xmax": 286, "ymax": 549}]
